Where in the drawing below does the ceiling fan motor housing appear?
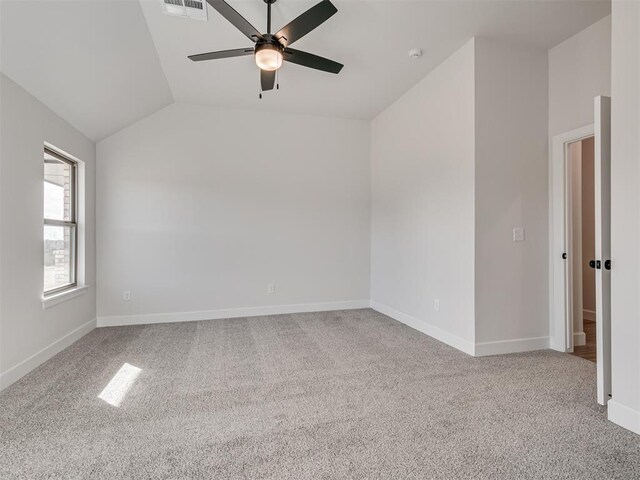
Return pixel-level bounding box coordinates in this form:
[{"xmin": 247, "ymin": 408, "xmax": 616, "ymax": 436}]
[{"xmin": 257, "ymin": 34, "xmax": 284, "ymax": 49}]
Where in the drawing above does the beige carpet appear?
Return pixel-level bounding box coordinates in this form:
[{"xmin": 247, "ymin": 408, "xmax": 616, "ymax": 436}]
[{"xmin": 1, "ymin": 309, "xmax": 639, "ymax": 479}]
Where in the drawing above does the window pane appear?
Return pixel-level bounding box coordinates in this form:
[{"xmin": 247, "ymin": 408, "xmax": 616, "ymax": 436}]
[
  {"xmin": 44, "ymin": 225, "xmax": 75, "ymax": 292},
  {"xmin": 44, "ymin": 152, "xmax": 73, "ymax": 221}
]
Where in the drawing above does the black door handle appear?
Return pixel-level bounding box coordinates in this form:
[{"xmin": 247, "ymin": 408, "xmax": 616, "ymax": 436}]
[
  {"xmin": 604, "ymin": 260, "xmax": 611, "ymax": 270},
  {"xmin": 562, "ymin": 253, "xmax": 567, "ymax": 260},
  {"xmin": 589, "ymin": 260, "xmax": 596, "ymax": 269}
]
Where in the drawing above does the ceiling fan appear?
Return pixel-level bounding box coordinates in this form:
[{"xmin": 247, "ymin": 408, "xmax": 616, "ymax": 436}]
[{"xmin": 188, "ymin": 0, "xmax": 343, "ymax": 94}]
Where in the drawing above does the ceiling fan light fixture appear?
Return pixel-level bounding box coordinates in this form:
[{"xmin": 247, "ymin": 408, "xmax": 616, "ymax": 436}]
[
  {"xmin": 187, "ymin": 0, "xmax": 344, "ymax": 92},
  {"xmin": 255, "ymin": 44, "xmax": 283, "ymax": 71}
]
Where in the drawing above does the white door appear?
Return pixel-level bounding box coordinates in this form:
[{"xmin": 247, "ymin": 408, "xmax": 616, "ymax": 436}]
[{"xmin": 594, "ymin": 96, "xmax": 611, "ymax": 405}]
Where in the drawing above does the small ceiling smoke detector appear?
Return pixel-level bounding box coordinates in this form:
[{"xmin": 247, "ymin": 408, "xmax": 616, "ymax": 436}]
[{"xmin": 408, "ymin": 48, "xmax": 422, "ymax": 59}]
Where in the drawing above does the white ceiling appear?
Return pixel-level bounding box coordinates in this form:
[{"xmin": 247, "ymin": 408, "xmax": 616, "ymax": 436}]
[
  {"xmin": 140, "ymin": 0, "xmax": 610, "ymax": 120},
  {"xmin": 1, "ymin": 0, "xmax": 610, "ymax": 140},
  {"xmin": 0, "ymin": 0, "xmax": 173, "ymax": 141}
]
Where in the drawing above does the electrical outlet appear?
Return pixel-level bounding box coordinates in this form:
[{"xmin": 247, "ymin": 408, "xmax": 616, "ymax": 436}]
[
  {"xmin": 123, "ymin": 290, "xmax": 131, "ymax": 302},
  {"xmin": 267, "ymin": 284, "xmax": 275, "ymax": 294},
  {"xmin": 434, "ymin": 299, "xmax": 440, "ymax": 311}
]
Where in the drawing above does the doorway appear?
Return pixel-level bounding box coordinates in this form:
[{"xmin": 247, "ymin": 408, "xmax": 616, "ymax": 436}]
[
  {"xmin": 567, "ymin": 136, "xmax": 596, "ymax": 362},
  {"xmin": 549, "ymin": 96, "xmax": 611, "ymax": 406}
]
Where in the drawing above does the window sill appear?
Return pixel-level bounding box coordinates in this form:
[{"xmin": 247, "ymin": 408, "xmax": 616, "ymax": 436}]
[{"xmin": 42, "ymin": 285, "xmax": 90, "ymax": 310}]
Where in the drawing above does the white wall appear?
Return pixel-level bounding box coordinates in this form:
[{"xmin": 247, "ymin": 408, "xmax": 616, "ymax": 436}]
[
  {"xmin": 370, "ymin": 39, "xmax": 476, "ymax": 352},
  {"xmin": 547, "ymin": 16, "xmax": 610, "ymax": 353},
  {"xmin": 549, "ymin": 15, "xmax": 611, "ymax": 137},
  {"xmin": 608, "ymin": 0, "xmax": 640, "ymax": 435},
  {"xmin": 0, "ymin": 74, "xmax": 96, "ymax": 390},
  {"xmin": 96, "ymin": 103, "xmax": 371, "ymax": 325},
  {"xmin": 474, "ymin": 38, "xmax": 549, "ymax": 348},
  {"xmin": 371, "ymin": 38, "xmax": 549, "ymax": 355}
]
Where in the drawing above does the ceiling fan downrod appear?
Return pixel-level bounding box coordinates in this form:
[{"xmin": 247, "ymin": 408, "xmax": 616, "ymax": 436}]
[{"xmin": 264, "ymin": 0, "xmax": 277, "ymax": 34}]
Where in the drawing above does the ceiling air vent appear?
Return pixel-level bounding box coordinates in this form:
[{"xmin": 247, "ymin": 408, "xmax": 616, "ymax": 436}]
[{"xmin": 162, "ymin": 0, "xmax": 208, "ymax": 21}]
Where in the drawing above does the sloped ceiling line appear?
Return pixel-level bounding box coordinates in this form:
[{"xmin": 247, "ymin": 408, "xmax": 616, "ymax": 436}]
[
  {"xmin": 0, "ymin": 0, "xmax": 610, "ymax": 140},
  {"xmin": 0, "ymin": 0, "xmax": 174, "ymax": 141}
]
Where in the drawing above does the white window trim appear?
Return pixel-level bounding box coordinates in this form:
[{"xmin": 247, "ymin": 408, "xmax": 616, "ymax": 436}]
[
  {"xmin": 42, "ymin": 285, "xmax": 90, "ymax": 310},
  {"xmin": 44, "ymin": 147, "xmax": 78, "ymax": 295},
  {"xmin": 43, "ymin": 143, "xmax": 87, "ymax": 304}
]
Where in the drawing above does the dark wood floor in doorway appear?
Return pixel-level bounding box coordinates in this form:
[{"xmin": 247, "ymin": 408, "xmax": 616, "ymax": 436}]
[{"xmin": 571, "ymin": 319, "xmax": 596, "ymax": 362}]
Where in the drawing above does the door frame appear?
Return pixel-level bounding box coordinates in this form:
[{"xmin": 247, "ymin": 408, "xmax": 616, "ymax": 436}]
[{"xmin": 549, "ymin": 124, "xmax": 594, "ymax": 352}]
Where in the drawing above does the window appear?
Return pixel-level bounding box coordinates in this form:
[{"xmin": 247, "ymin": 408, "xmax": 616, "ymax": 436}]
[{"xmin": 43, "ymin": 147, "xmax": 77, "ymax": 295}]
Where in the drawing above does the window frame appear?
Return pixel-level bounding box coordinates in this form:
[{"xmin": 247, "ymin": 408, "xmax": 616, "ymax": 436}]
[{"xmin": 43, "ymin": 147, "xmax": 78, "ymax": 296}]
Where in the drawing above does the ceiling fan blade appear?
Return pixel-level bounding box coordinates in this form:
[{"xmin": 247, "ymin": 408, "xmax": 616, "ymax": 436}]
[
  {"xmin": 274, "ymin": 0, "xmax": 337, "ymax": 47},
  {"xmin": 261, "ymin": 70, "xmax": 276, "ymax": 91},
  {"xmin": 206, "ymin": 0, "xmax": 264, "ymax": 43},
  {"xmin": 283, "ymin": 48, "xmax": 343, "ymax": 74},
  {"xmin": 188, "ymin": 47, "xmax": 254, "ymax": 62}
]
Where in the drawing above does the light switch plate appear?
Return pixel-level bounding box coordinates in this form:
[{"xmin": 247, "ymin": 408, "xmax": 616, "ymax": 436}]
[{"xmin": 513, "ymin": 227, "xmax": 525, "ymax": 242}]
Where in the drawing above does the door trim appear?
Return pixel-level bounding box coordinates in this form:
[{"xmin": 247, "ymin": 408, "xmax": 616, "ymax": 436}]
[{"xmin": 549, "ymin": 124, "xmax": 594, "ymax": 352}]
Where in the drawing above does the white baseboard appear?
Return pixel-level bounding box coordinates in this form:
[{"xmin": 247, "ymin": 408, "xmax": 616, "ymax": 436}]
[
  {"xmin": 584, "ymin": 309, "xmax": 596, "ymax": 322},
  {"xmin": 474, "ymin": 336, "xmax": 550, "ymax": 356},
  {"xmin": 97, "ymin": 300, "xmax": 371, "ymax": 327},
  {"xmin": 0, "ymin": 318, "xmax": 96, "ymax": 392},
  {"xmin": 608, "ymin": 400, "xmax": 640, "ymax": 436},
  {"xmin": 573, "ymin": 331, "xmax": 587, "ymax": 346},
  {"xmin": 370, "ymin": 301, "xmax": 476, "ymax": 356}
]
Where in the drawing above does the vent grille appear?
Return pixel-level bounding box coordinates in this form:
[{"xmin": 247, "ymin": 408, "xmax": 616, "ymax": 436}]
[
  {"xmin": 162, "ymin": 0, "xmax": 207, "ymax": 20},
  {"xmin": 184, "ymin": 0, "xmax": 203, "ymax": 10}
]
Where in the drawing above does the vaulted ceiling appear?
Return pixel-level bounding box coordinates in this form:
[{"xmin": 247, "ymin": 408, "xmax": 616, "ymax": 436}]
[
  {"xmin": 0, "ymin": 0, "xmax": 610, "ymax": 141},
  {"xmin": 0, "ymin": 0, "xmax": 173, "ymax": 141}
]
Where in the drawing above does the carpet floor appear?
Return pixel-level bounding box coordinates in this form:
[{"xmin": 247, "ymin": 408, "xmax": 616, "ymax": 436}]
[{"xmin": 1, "ymin": 309, "xmax": 639, "ymax": 479}]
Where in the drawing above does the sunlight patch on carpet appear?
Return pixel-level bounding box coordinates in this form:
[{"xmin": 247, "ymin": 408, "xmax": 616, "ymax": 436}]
[{"xmin": 98, "ymin": 363, "xmax": 142, "ymax": 407}]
